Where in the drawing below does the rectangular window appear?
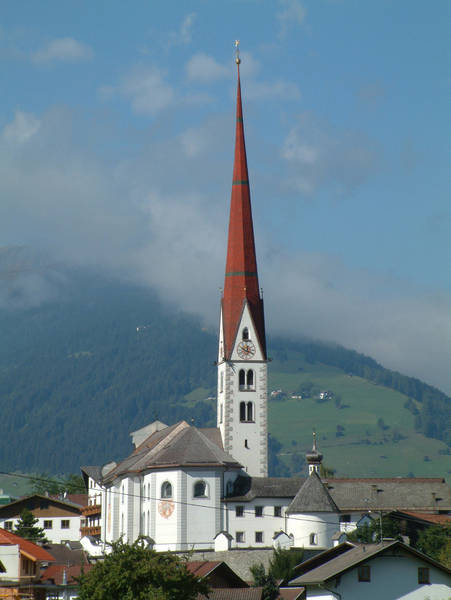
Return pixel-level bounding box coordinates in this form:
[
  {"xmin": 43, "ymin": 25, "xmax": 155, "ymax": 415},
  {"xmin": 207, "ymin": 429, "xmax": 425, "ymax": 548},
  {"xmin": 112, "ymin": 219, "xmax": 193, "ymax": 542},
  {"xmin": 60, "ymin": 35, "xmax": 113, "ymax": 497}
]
[
  {"xmin": 358, "ymin": 565, "xmax": 371, "ymax": 582},
  {"xmin": 255, "ymin": 506, "xmax": 263, "ymax": 517},
  {"xmin": 43, "ymin": 520, "xmax": 53, "ymax": 530},
  {"xmin": 235, "ymin": 506, "xmax": 244, "ymax": 517},
  {"xmin": 61, "ymin": 520, "xmax": 70, "ymax": 529},
  {"xmin": 255, "ymin": 531, "xmax": 263, "ymax": 543},
  {"xmin": 418, "ymin": 567, "xmax": 430, "ymax": 584},
  {"xmin": 4, "ymin": 521, "xmax": 13, "ymax": 531},
  {"xmin": 340, "ymin": 514, "xmax": 351, "ymax": 523},
  {"xmin": 236, "ymin": 531, "xmax": 245, "ymax": 543},
  {"xmin": 274, "ymin": 506, "xmax": 282, "ymax": 517}
]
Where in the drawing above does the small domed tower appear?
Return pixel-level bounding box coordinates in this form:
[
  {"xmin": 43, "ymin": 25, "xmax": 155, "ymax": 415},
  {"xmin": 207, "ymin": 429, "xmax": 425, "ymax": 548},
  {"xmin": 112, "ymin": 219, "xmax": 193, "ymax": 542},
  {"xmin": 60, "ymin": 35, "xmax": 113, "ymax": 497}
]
[{"xmin": 306, "ymin": 432, "xmax": 323, "ymax": 475}]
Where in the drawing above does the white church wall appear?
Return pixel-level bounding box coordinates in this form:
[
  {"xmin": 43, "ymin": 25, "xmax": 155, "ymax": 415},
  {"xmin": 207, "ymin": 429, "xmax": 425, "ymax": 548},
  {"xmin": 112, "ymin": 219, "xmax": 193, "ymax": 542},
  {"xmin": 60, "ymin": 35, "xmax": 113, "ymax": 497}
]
[
  {"xmin": 227, "ymin": 498, "xmax": 288, "ymax": 548},
  {"xmin": 184, "ymin": 469, "xmax": 222, "ymax": 550},
  {"xmin": 287, "ymin": 511, "xmax": 339, "ymax": 550}
]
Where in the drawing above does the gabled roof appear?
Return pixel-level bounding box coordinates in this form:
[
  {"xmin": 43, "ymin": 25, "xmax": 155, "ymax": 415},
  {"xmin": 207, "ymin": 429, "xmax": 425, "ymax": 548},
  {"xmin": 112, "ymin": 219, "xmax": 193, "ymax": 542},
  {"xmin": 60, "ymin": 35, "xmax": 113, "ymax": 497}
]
[
  {"xmin": 41, "ymin": 563, "xmax": 92, "ymax": 585},
  {"xmin": 187, "ymin": 560, "xmax": 248, "ymax": 587},
  {"xmin": 288, "ymin": 540, "xmax": 451, "ymax": 585},
  {"xmin": 390, "ymin": 510, "xmax": 451, "ymax": 525},
  {"xmin": 80, "ymin": 466, "xmax": 103, "ymax": 484},
  {"xmin": 0, "ymin": 528, "xmax": 55, "ymax": 562},
  {"xmin": 0, "ymin": 494, "xmax": 83, "ymax": 517},
  {"xmin": 103, "ymin": 421, "xmax": 241, "ymax": 483},
  {"xmin": 287, "ymin": 472, "xmax": 339, "ymax": 514},
  {"xmin": 198, "ymin": 589, "xmax": 263, "ymax": 600}
]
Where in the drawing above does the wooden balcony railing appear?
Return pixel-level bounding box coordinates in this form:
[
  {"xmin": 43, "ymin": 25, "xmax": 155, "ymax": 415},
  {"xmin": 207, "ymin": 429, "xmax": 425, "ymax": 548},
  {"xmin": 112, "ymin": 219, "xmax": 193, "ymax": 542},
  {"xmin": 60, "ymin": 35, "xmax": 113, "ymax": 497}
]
[
  {"xmin": 80, "ymin": 525, "xmax": 101, "ymax": 537},
  {"xmin": 81, "ymin": 503, "xmax": 101, "ymax": 517}
]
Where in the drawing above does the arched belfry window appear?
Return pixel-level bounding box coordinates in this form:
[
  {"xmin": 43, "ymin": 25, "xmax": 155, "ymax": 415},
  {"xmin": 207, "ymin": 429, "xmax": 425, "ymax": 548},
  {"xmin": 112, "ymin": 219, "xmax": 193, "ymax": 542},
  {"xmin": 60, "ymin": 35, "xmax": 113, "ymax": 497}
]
[
  {"xmin": 242, "ymin": 327, "xmax": 249, "ymax": 340},
  {"xmin": 161, "ymin": 481, "xmax": 172, "ymax": 499},
  {"xmin": 193, "ymin": 480, "xmax": 207, "ymax": 498},
  {"xmin": 239, "ymin": 369, "xmax": 245, "ymax": 390},
  {"xmin": 240, "ymin": 401, "xmax": 254, "ymax": 423},
  {"xmin": 246, "ymin": 370, "xmax": 254, "ymax": 389}
]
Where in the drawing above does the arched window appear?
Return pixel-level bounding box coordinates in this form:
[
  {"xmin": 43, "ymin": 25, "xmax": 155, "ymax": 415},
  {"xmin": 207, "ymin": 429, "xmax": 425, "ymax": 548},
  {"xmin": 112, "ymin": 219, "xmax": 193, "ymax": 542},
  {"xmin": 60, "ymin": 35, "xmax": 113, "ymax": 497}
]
[
  {"xmin": 239, "ymin": 369, "xmax": 245, "ymax": 390},
  {"xmin": 147, "ymin": 510, "xmax": 150, "ymax": 536},
  {"xmin": 310, "ymin": 533, "xmax": 317, "ymax": 545},
  {"xmin": 240, "ymin": 401, "xmax": 246, "ymax": 422},
  {"xmin": 242, "ymin": 327, "xmax": 249, "ymax": 340},
  {"xmin": 246, "ymin": 402, "xmax": 254, "ymax": 422},
  {"xmin": 244, "ymin": 439, "xmax": 249, "ymax": 448},
  {"xmin": 161, "ymin": 481, "xmax": 172, "ymax": 499},
  {"xmin": 193, "ymin": 480, "xmax": 207, "ymax": 498},
  {"xmin": 246, "ymin": 370, "xmax": 254, "ymax": 389}
]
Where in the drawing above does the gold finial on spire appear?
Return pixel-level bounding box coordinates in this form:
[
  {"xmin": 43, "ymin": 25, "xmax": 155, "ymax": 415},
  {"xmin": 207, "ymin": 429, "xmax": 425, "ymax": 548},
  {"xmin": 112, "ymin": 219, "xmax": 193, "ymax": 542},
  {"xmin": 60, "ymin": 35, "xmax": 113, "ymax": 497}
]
[
  {"xmin": 235, "ymin": 40, "xmax": 241, "ymax": 65},
  {"xmin": 312, "ymin": 431, "xmax": 317, "ymax": 451}
]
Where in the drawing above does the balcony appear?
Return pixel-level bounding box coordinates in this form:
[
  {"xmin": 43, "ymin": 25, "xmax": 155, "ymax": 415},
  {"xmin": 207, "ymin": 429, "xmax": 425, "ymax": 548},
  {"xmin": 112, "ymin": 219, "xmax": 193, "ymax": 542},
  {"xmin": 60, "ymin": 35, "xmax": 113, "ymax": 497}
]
[
  {"xmin": 81, "ymin": 503, "xmax": 101, "ymax": 517},
  {"xmin": 80, "ymin": 525, "xmax": 101, "ymax": 537}
]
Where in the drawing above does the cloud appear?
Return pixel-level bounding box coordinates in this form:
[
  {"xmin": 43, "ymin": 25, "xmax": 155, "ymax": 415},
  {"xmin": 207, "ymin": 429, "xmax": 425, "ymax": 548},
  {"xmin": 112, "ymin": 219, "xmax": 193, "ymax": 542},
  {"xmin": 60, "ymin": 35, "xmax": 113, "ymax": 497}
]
[
  {"xmin": 0, "ymin": 106, "xmax": 449, "ymax": 395},
  {"xmin": 282, "ymin": 113, "xmax": 379, "ymax": 194},
  {"xmin": 185, "ymin": 53, "xmax": 229, "ymax": 82},
  {"xmin": 166, "ymin": 13, "xmax": 196, "ymax": 48},
  {"xmin": 277, "ymin": 0, "xmax": 306, "ymax": 39},
  {"xmin": 32, "ymin": 37, "xmax": 93, "ymax": 64},
  {"xmin": 3, "ymin": 111, "xmax": 41, "ymax": 143},
  {"xmin": 245, "ymin": 79, "xmax": 301, "ymax": 101},
  {"xmin": 120, "ymin": 66, "xmax": 175, "ymax": 115}
]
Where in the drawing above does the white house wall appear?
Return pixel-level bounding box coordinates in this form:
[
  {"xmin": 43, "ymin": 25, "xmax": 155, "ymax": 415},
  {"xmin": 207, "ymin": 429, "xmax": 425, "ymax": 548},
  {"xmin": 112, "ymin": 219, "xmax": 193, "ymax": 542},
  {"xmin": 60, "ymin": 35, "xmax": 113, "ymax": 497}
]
[
  {"xmin": 0, "ymin": 516, "xmax": 81, "ymax": 544},
  {"xmin": 309, "ymin": 552, "xmax": 451, "ymax": 600},
  {"xmin": 227, "ymin": 498, "xmax": 288, "ymax": 548},
  {"xmin": 0, "ymin": 544, "xmax": 19, "ymax": 581}
]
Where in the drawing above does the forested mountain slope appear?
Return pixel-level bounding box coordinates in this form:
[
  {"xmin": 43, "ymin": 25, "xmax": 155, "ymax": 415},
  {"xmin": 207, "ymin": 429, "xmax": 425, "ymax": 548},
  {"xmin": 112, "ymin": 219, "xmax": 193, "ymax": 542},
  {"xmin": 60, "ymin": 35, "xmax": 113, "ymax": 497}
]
[{"xmin": 0, "ymin": 257, "xmax": 449, "ymax": 476}]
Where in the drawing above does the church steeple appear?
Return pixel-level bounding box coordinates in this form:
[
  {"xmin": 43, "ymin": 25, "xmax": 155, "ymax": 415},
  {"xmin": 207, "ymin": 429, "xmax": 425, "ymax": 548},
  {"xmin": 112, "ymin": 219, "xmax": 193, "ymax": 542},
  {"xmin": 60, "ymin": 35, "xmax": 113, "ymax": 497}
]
[
  {"xmin": 222, "ymin": 49, "xmax": 266, "ymax": 360},
  {"xmin": 217, "ymin": 45, "xmax": 268, "ymax": 478}
]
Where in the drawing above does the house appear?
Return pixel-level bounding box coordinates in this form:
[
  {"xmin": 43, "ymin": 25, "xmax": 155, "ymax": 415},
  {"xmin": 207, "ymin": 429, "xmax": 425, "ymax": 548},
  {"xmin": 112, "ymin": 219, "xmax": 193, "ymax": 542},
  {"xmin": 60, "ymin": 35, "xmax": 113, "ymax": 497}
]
[
  {"xmin": 0, "ymin": 527, "xmax": 54, "ymax": 600},
  {"xmin": 0, "ymin": 494, "xmax": 85, "ymax": 543},
  {"xmin": 286, "ymin": 539, "xmax": 451, "ymax": 599}
]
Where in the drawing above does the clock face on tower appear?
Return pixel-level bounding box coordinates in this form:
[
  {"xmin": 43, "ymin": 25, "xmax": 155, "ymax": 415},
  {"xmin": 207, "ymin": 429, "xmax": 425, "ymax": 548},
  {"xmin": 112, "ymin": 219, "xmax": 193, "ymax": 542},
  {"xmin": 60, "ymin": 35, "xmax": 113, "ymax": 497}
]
[{"xmin": 237, "ymin": 340, "xmax": 256, "ymax": 359}]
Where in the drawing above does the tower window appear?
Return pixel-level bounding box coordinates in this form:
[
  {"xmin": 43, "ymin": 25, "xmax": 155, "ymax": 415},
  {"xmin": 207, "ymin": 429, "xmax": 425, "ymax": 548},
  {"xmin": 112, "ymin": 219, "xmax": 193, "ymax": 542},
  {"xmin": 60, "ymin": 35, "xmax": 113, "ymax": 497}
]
[
  {"xmin": 220, "ymin": 372, "xmax": 224, "ymax": 393},
  {"xmin": 193, "ymin": 480, "xmax": 207, "ymax": 498},
  {"xmin": 246, "ymin": 369, "xmax": 254, "ymax": 389},
  {"xmin": 239, "ymin": 369, "xmax": 245, "ymax": 390},
  {"xmin": 161, "ymin": 481, "xmax": 172, "ymax": 499},
  {"xmin": 235, "ymin": 506, "xmax": 244, "ymax": 517},
  {"xmin": 247, "ymin": 401, "xmax": 254, "ymax": 421},
  {"xmin": 309, "ymin": 533, "xmax": 317, "ymax": 545},
  {"xmin": 242, "ymin": 327, "xmax": 249, "ymax": 340},
  {"xmin": 244, "ymin": 439, "xmax": 249, "ymax": 448}
]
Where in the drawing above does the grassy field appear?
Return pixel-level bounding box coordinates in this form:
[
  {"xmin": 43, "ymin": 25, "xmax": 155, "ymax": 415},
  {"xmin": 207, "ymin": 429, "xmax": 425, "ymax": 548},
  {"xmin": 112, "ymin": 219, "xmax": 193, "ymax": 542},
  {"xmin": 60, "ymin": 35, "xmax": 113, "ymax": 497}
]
[{"xmin": 268, "ymin": 354, "xmax": 451, "ymax": 480}]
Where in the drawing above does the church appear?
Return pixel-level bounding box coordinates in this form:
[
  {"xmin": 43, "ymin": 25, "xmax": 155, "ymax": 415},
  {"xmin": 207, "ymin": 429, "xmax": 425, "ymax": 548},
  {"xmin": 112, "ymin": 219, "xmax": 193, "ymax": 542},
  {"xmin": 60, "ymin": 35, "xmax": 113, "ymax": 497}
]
[{"xmin": 80, "ymin": 52, "xmax": 451, "ymax": 556}]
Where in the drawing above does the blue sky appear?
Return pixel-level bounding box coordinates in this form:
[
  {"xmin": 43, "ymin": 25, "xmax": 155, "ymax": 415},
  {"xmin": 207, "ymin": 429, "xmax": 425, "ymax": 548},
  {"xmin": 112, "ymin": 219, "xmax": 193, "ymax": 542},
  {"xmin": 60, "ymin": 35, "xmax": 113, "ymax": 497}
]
[{"xmin": 0, "ymin": 0, "xmax": 450, "ymax": 392}]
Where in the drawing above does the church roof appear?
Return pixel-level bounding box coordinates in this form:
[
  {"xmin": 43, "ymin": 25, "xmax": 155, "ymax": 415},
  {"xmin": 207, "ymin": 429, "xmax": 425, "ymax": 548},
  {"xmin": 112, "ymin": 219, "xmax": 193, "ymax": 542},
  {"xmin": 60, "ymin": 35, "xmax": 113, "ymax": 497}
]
[
  {"xmin": 221, "ymin": 59, "xmax": 266, "ymax": 360},
  {"xmin": 102, "ymin": 421, "xmax": 241, "ymax": 483},
  {"xmin": 224, "ymin": 475, "xmax": 451, "ymax": 513},
  {"xmin": 286, "ymin": 471, "xmax": 339, "ymax": 514}
]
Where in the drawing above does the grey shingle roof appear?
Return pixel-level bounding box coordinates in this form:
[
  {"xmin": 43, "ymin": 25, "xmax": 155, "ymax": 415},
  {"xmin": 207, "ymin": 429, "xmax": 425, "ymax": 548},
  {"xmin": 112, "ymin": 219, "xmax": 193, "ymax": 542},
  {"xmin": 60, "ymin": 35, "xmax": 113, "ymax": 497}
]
[
  {"xmin": 224, "ymin": 475, "xmax": 451, "ymax": 513},
  {"xmin": 80, "ymin": 466, "xmax": 103, "ymax": 483},
  {"xmin": 103, "ymin": 421, "xmax": 241, "ymax": 483},
  {"xmin": 323, "ymin": 477, "xmax": 451, "ymax": 512},
  {"xmin": 289, "ymin": 540, "xmax": 451, "ymax": 585},
  {"xmin": 286, "ymin": 472, "xmax": 339, "ymax": 514}
]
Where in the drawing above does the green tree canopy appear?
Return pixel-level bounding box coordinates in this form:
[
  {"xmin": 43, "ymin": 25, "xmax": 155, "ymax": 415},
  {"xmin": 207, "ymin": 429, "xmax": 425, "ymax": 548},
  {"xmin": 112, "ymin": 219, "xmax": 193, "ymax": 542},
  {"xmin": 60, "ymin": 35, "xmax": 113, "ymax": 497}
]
[
  {"xmin": 14, "ymin": 508, "xmax": 48, "ymax": 544},
  {"xmin": 416, "ymin": 523, "xmax": 451, "ymax": 564},
  {"xmin": 77, "ymin": 539, "xmax": 209, "ymax": 600}
]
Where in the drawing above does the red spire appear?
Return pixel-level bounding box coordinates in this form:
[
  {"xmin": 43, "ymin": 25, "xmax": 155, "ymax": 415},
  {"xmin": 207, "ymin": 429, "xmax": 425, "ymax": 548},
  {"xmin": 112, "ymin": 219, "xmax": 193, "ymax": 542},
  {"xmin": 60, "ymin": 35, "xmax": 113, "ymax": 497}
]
[{"xmin": 222, "ymin": 60, "xmax": 266, "ymax": 360}]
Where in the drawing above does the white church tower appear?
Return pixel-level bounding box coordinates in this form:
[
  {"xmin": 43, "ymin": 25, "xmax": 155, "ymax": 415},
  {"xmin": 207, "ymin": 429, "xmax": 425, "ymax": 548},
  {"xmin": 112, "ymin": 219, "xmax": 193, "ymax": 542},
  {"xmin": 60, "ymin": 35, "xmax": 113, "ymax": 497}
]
[{"xmin": 217, "ymin": 48, "xmax": 268, "ymax": 477}]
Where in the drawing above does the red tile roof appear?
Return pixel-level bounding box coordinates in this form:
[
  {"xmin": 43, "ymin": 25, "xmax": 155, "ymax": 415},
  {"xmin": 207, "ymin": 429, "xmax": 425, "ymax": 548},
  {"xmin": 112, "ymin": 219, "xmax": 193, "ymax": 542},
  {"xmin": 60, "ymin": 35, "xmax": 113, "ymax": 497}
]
[
  {"xmin": 187, "ymin": 560, "xmax": 222, "ymax": 578},
  {"xmin": 0, "ymin": 528, "xmax": 54, "ymax": 562},
  {"xmin": 401, "ymin": 511, "xmax": 451, "ymax": 524},
  {"xmin": 41, "ymin": 563, "xmax": 92, "ymax": 585}
]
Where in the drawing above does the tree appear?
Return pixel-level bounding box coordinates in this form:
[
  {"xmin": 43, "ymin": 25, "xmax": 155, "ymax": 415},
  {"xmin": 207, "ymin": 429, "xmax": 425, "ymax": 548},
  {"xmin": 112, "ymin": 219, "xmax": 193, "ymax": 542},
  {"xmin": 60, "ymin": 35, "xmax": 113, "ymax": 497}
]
[
  {"xmin": 77, "ymin": 539, "xmax": 209, "ymax": 600},
  {"xmin": 268, "ymin": 546, "xmax": 304, "ymax": 581},
  {"xmin": 31, "ymin": 473, "xmax": 85, "ymax": 495},
  {"xmin": 416, "ymin": 523, "xmax": 451, "ymax": 563},
  {"xmin": 249, "ymin": 563, "xmax": 278, "ymax": 600},
  {"xmin": 347, "ymin": 515, "xmax": 402, "ymax": 544},
  {"xmin": 14, "ymin": 508, "xmax": 48, "ymax": 544}
]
